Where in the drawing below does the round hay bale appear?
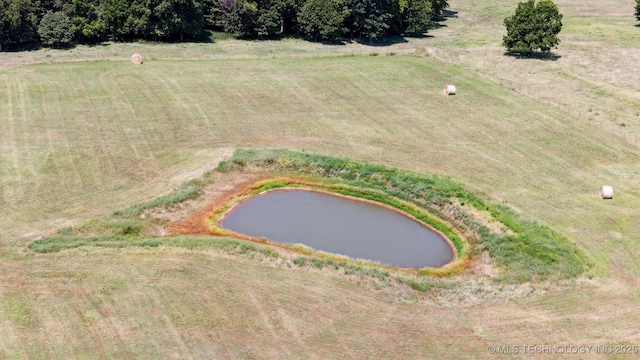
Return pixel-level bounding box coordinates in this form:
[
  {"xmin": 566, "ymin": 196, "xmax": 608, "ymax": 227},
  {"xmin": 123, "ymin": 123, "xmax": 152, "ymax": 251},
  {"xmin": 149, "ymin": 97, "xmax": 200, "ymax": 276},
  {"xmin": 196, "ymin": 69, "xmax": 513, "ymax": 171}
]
[
  {"xmin": 131, "ymin": 54, "xmax": 143, "ymax": 65},
  {"xmin": 599, "ymin": 185, "xmax": 613, "ymax": 199},
  {"xmin": 444, "ymin": 85, "xmax": 456, "ymax": 95}
]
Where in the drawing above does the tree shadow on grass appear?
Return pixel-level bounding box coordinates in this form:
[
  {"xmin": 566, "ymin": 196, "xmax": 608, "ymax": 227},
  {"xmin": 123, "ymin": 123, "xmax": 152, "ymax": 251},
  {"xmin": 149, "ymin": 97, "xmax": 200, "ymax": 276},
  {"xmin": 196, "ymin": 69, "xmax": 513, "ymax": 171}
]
[
  {"xmin": 503, "ymin": 50, "xmax": 562, "ymax": 61},
  {"xmin": 403, "ymin": 33, "xmax": 435, "ymax": 39},
  {"xmin": 318, "ymin": 39, "xmax": 348, "ymax": 46},
  {"xmin": 431, "ymin": 9, "xmax": 458, "ymax": 25},
  {"xmin": 363, "ymin": 35, "xmax": 410, "ymax": 47},
  {"xmin": 151, "ymin": 30, "xmax": 215, "ymax": 44},
  {"xmin": 191, "ymin": 30, "xmax": 216, "ymax": 43},
  {"xmin": 85, "ymin": 42, "xmax": 110, "ymax": 47},
  {"xmin": 4, "ymin": 41, "xmax": 41, "ymax": 52},
  {"xmin": 440, "ymin": 9, "xmax": 459, "ymax": 19},
  {"xmin": 44, "ymin": 43, "xmax": 77, "ymax": 50},
  {"xmin": 307, "ymin": 36, "xmax": 409, "ymax": 47}
]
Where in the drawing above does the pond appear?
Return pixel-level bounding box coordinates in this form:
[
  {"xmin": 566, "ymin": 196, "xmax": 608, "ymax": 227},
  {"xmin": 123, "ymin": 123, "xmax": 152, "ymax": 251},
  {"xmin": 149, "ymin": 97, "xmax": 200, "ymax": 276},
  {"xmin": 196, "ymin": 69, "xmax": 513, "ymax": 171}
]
[{"xmin": 220, "ymin": 189, "xmax": 455, "ymax": 268}]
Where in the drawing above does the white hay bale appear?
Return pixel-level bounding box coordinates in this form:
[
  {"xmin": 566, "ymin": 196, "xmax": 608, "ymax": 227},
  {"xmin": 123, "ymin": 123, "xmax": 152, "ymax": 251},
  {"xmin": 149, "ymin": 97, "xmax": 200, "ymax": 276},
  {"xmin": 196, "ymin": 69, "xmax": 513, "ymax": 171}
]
[
  {"xmin": 599, "ymin": 185, "xmax": 613, "ymax": 199},
  {"xmin": 131, "ymin": 54, "xmax": 143, "ymax": 65},
  {"xmin": 444, "ymin": 85, "xmax": 456, "ymax": 95}
]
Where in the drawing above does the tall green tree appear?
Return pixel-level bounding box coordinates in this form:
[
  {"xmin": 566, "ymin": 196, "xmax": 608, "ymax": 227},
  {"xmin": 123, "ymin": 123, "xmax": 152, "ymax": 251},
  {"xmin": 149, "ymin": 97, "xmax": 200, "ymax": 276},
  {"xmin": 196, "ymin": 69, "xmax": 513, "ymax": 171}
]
[
  {"xmin": 34, "ymin": 0, "xmax": 60, "ymax": 19},
  {"xmin": 635, "ymin": 0, "xmax": 640, "ymax": 21},
  {"xmin": 38, "ymin": 11, "xmax": 74, "ymax": 47},
  {"xmin": 347, "ymin": 0, "xmax": 392, "ymax": 44},
  {"xmin": 280, "ymin": 0, "xmax": 305, "ymax": 34},
  {"xmin": 0, "ymin": 0, "xmax": 38, "ymax": 51},
  {"xmin": 503, "ymin": 0, "xmax": 562, "ymax": 55},
  {"xmin": 100, "ymin": 0, "xmax": 131, "ymax": 40},
  {"xmin": 70, "ymin": 0, "xmax": 106, "ymax": 42},
  {"xmin": 150, "ymin": 0, "xmax": 203, "ymax": 41},
  {"xmin": 125, "ymin": 0, "xmax": 153, "ymax": 38},
  {"xmin": 298, "ymin": 0, "xmax": 346, "ymax": 41},
  {"xmin": 254, "ymin": 0, "xmax": 281, "ymax": 37},
  {"xmin": 174, "ymin": 0, "xmax": 205, "ymax": 40},
  {"xmin": 202, "ymin": 0, "xmax": 224, "ymax": 29},
  {"xmin": 402, "ymin": 0, "xmax": 432, "ymax": 35},
  {"xmin": 224, "ymin": 0, "xmax": 258, "ymax": 37}
]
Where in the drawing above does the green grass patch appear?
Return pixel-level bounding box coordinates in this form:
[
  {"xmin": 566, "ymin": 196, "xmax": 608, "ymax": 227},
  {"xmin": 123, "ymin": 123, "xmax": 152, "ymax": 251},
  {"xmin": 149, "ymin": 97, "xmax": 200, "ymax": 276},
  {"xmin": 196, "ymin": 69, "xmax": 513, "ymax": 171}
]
[
  {"xmin": 290, "ymin": 253, "xmax": 391, "ymax": 281},
  {"xmin": 0, "ymin": 296, "xmax": 38, "ymax": 328},
  {"xmin": 292, "ymin": 256, "xmax": 307, "ymax": 266},
  {"xmin": 28, "ymin": 235, "xmax": 278, "ymax": 258},
  {"xmin": 28, "ymin": 235, "xmax": 129, "ymax": 253},
  {"xmin": 113, "ymin": 178, "xmax": 206, "ymax": 218},
  {"xmin": 397, "ymin": 277, "xmax": 433, "ymax": 292},
  {"xmin": 251, "ymin": 180, "xmax": 289, "ymax": 194}
]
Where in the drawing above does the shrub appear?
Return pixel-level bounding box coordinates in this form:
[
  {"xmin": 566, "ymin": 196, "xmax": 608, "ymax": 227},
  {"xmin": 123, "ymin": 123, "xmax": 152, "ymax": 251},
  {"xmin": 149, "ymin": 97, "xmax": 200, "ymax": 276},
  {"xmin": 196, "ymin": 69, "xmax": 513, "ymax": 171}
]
[
  {"xmin": 292, "ymin": 257, "xmax": 307, "ymax": 266},
  {"xmin": 312, "ymin": 258, "xmax": 324, "ymax": 269}
]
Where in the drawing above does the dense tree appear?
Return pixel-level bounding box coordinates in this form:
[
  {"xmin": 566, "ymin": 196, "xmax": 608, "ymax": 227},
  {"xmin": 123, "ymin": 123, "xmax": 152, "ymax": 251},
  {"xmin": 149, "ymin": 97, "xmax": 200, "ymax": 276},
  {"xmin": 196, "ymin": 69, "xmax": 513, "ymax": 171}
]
[
  {"xmin": 150, "ymin": 0, "xmax": 203, "ymax": 40},
  {"xmin": 254, "ymin": 0, "xmax": 281, "ymax": 37},
  {"xmin": 223, "ymin": 0, "xmax": 292, "ymax": 38},
  {"xmin": 402, "ymin": 0, "xmax": 432, "ymax": 35},
  {"xmin": 125, "ymin": 0, "xmax": 153, "ymax": 37},
  {"xmin": 34, "ymin": 0, "xmax": 61, "ymax": 18},
  {"xmin": 38, "ymin": 10, "xmax": 74, "ymax": 47},
  {"xmin": 70, "ymin": 0, "xmax": 106, "ymax": 42},
  {"xmin": 503, "ymin": 0, "xmax": 562, "ymax": 55},
  {"xmin": 225, "ymin": 0, "xmax": 258, "ymax": 36},
  {"xmin": 173, "ymin": 0, "xmax": 205, "ymax": 40},
  {"xmin": 298, "ymin": 0, "xmax": 345, "ymax": 41},
  {"xmin": 0, "ymin": 0, "xmax": 39, "ymax": 51},
  {"xmin": 0, "ymin": 0, "xmax": 449, "ymax": 50},
  {"xmin": 202, "ymin": 0, "xmax": 224, "ymax": 29},
  {"xmin": 100, "ymin": 0, "xmax": 131, "ymax": 40},
  {"xmin": 347, "ymin": 0, "xmax": 392, "ymax": 44},
  {"xmin": 636, "ymin": 0, "xmax": 640, "ymax": 22},
  {"xmin": 280, "ymin": 0, "xmax": 305, "ymax": 34}
]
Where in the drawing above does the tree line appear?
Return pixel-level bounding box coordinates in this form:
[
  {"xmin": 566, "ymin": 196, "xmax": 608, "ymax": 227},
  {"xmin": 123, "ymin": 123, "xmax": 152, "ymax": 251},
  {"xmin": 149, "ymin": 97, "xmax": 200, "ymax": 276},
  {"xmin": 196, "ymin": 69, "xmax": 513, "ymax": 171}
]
[{"xmin": 0, "ymin": 0, "xmax": 450, "ymax": 51}]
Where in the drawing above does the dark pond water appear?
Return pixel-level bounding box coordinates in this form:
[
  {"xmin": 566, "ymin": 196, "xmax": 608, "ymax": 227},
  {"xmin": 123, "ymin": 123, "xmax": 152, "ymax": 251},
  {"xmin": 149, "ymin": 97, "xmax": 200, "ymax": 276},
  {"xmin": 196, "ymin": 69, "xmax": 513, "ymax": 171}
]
[{"xmin": 220, "ymin": 189, "xmax": 454, "ymax": 268}]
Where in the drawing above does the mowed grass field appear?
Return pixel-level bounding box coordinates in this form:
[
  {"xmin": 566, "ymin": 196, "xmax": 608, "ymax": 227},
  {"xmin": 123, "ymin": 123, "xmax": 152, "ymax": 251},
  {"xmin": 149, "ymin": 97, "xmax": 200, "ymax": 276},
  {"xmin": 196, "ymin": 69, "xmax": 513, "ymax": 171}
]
[{"xmin": 1, "ymin": 0, "xmax": 640, "ymax": 358}]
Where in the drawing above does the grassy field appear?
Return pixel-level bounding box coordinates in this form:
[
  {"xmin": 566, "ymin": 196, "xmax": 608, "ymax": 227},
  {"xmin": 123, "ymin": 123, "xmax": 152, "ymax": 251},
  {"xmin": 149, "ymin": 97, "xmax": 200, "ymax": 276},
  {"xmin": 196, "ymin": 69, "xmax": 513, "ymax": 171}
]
[{"xmin": 1, "ymin": 0, "xmax": 640, "ymax": 358}]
